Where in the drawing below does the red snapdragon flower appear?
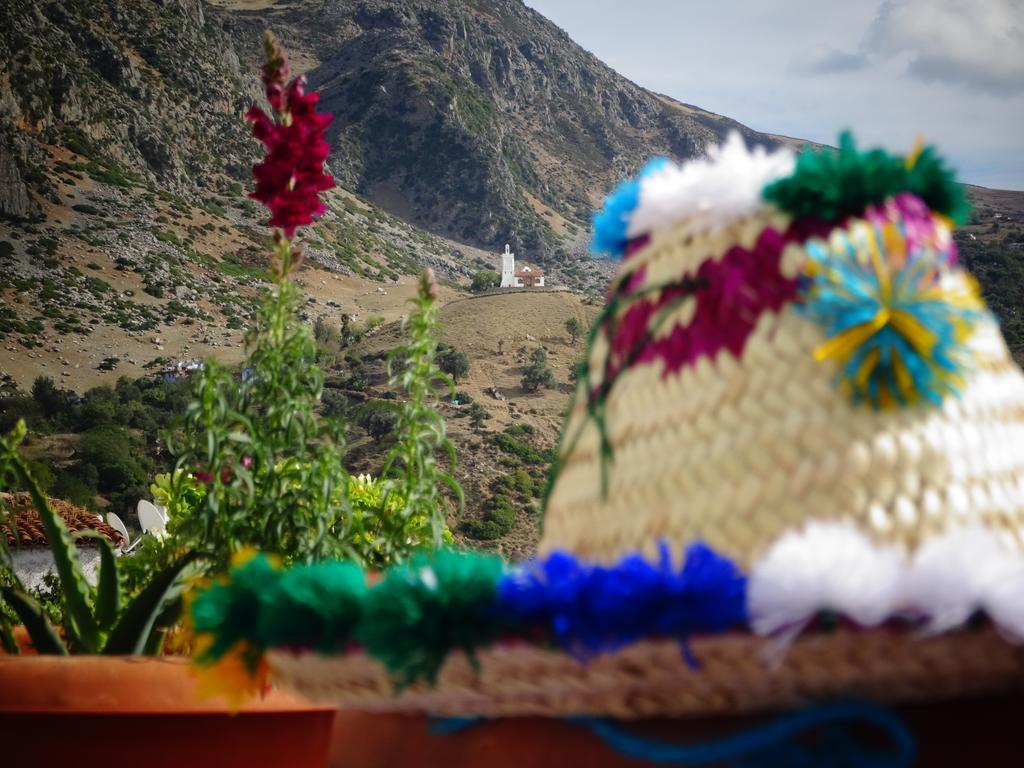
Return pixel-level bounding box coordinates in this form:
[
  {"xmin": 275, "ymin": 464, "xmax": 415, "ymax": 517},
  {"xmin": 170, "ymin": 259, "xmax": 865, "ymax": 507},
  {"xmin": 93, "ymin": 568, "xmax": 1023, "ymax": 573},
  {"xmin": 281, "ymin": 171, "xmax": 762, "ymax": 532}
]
[{"xmin": 246, "ymin": 35, "xmax": 335, "ymax": 238}]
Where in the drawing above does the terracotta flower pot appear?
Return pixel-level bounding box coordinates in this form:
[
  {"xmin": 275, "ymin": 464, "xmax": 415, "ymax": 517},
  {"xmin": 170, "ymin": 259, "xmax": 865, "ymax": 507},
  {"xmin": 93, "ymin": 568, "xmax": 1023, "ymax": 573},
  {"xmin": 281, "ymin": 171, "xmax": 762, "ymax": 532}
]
[
  {"xmin": 0, "ymin": 656, "xmax": 334, "ymax": 768},
  {"xmin": 328, "ymin": 697, "xmax": 1022, "ymax": 768}
]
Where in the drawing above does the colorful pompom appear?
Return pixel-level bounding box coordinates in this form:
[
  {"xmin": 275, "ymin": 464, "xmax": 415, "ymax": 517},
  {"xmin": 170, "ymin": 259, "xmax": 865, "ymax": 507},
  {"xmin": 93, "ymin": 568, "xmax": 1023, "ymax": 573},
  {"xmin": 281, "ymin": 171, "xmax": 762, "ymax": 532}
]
[
  {"xmin": 591, "ymin": 157, "xmax": 669, "ymax": 258},
  {"xmin": 353, "ymin": 549, "xmax": 506, "ymax": 686},
  {"xmin": 190, "ymin": 550, "xmax": 282, "ymax": 665},
  {"xmin": 763, "ymin": 132, "xmax": 970, "ymax": 224},
  {"xmin": 798, "ymin": 210, "xmax": 985, "ymax": 409},
  {"xmin": 258, "ymin": 561, "xmax": 366, "ymax": 653},
  {"xmin": 498, "ymin": 542, "xmax": 747, "ymax": 659}
]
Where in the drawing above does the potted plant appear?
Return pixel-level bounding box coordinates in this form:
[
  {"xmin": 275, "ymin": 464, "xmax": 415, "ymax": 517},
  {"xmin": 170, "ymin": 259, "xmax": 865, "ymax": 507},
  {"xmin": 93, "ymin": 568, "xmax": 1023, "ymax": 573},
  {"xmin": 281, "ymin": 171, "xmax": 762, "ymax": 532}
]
[{"xmin": 0, "ymin": 419, "xmax": 335, "ymax": 765}]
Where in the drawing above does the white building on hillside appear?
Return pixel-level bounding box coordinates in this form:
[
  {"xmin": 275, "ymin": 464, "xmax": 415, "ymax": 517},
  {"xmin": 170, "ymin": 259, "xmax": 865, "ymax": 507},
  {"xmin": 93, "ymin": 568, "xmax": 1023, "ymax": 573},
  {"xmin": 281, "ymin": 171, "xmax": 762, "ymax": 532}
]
[{"xmin": 499, "ymin": 243, "xmax": 545, "ymax": 288}]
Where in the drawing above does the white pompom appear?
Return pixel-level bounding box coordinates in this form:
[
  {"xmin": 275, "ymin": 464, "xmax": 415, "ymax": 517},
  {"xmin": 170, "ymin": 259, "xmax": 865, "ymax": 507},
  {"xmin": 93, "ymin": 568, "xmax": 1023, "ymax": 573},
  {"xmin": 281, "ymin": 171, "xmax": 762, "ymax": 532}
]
[
  {"xmin": 626, "ymin": 132, "xmax": 795, "ymax": 240},
  {"xmin": 748, "ymin": 521, "xmax": 903, "ymax": 636},
  {"xmin": 906, "ymin": 526, "xmax": 1024, "ymax": 639}
]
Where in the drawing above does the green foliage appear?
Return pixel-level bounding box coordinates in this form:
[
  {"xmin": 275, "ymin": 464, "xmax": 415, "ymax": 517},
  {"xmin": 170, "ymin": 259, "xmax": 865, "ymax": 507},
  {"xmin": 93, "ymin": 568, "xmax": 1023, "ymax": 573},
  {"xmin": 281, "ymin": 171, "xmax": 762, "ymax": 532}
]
[
  {"xmin": 77, "ymin": 425, "xmax": 150, "ymax": 496},
  {"xmin": 32, "ymin": 376, "xmax": 73, "ymax": 419},
  {"xmin": 470, "ymin": 269, "xmax": 500, "ymax": 292},
  {"xmin": 0, "ymin": 421, "xmax": 196, "ymax": 655},
  {"xmin": 166, "ymin": 241, "xmax": 350, "ymax": 574},
  {"xmin": 763, "ymin": 132, "xmax": 970, "ymax": 224},
  {"xmin": 564, "ymin": 316, "xmax": 583, "ymax": 344},
  {"xmin": 467, "ymin": 402, "xmax": 489, "ymax": 428},
  {"xmin": 346, "ymin": 473, "xmax": 452, "ymax": 569},
  {"xmin": 521, "ymin": 348, "xmax": 557, "ymax": 393},
  {"xmin": 380, "ymin": 271, "xmax": 464, "ymax": 553},
  {"xmin": 463, "ymin": 466, "xmax": 541, "ymax": 540},
  {"xmin": 358, "ymin": 403, "xmax": 399, "ymax": 442},
  {"xmin": 957, "ymin": 236, "xmax": 1024, "ymax": 359},
  {"xmin": 437, "ymin": 347, "xmax": 470, "ymax": 384},
  {"xmin": 463, "ymin": 492, "xmax": 516, "ymax": 540}
]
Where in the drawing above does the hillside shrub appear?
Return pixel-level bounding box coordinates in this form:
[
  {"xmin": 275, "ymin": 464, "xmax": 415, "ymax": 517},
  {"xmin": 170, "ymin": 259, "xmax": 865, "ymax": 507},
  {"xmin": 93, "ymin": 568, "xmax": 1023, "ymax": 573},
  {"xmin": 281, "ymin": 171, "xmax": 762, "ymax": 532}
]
[
  {"xmin": 359, "ymin": 404, "xmax": 399, "ymax": 442},
  {"xmin": 470, "ymin": 269, "xmax": 500, "ymax": 292},
  {"xmin": 521, "ymin": 347, "xmax": 556, "ymax": 393},
  {"xmin": 77, "ymin": 424, "xmax": 150, "ymax": 495},
  {"xmin": 437, "ymin": 348, "xmax": 470, "ymax": 384}
]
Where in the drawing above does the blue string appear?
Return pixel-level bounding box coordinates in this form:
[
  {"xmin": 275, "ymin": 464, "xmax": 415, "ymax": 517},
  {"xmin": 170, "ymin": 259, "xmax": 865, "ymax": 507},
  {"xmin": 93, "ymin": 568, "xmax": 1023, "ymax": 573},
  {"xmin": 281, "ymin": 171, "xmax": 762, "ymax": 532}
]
[
  {"xmin": 429, "ymin": 717, "xmax": 483, "ymax": 735},
  {"xmin": 429, "ymin": 701, "xmax": 915, "ymax": 767}
]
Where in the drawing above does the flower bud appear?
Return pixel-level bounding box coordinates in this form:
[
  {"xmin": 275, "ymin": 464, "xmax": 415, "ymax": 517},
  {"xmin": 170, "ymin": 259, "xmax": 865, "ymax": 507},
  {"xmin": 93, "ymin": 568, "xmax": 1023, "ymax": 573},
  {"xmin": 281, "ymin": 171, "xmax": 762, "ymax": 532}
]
[{"xmin": 419, "ymin": 268, "xmax": 439, "ymax": 302}]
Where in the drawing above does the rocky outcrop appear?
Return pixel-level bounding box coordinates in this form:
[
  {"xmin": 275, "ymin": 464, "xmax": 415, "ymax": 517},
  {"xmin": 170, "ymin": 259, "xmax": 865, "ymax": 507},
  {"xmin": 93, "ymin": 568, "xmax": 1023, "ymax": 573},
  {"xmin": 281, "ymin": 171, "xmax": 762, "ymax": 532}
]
[
  {"xmin": 0, "ymin": 142, "xmax": 39, "ymax": 219},
  {"xmin": 0, "ymin": 0, "xmax": 257, "ymax": 201}
]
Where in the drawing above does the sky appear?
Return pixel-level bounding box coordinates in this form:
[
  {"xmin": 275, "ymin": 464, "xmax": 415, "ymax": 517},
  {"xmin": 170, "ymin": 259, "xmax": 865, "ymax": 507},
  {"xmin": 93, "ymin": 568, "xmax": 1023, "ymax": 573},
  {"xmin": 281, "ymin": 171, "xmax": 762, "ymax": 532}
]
[{"xmin": 524, "ymin": 0, "xmax": 1024, "ymax": 190}]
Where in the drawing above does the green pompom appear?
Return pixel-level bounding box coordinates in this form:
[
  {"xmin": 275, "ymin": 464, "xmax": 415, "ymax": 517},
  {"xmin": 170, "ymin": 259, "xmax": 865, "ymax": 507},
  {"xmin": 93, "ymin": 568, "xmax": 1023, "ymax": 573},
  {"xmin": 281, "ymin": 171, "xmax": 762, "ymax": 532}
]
[
  {"xmin": 905, "ymin": 145, "xmax": 971, "ymax": 224},
  {"xmin": 191, "ymin": 554, "xmax": 281, "ymax": 663},
  {"xmin": 354, "ymin": 549, "xmax": 505, "ymax": 686},
  {"xmin": 764, "ymin": 132, "xmax": 969, "ymax": 224},
  {"xmin": 259, "ymin": 561, "xmax": 366, "ymax": 652}
]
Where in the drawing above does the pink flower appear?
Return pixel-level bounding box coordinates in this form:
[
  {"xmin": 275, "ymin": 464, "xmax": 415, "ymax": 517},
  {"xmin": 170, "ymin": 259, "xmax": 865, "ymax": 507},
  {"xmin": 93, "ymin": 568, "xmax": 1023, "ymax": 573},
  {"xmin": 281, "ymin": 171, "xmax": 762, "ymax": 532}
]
[{"xmin": 247, "ymin": 36, "xmax": 335, "ymax": 239}]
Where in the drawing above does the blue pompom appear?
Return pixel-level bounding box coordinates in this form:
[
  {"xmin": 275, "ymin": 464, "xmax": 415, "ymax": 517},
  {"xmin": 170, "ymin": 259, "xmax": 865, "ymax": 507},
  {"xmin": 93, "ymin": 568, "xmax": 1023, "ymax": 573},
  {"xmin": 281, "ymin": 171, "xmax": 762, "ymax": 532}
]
[
  {"xmin": 496, "ymin": 540, "xmax": 747, "ymax": 658},
  {"xmin": 591, "ymin": 157, "xmax": 670, "ymax": 259}
]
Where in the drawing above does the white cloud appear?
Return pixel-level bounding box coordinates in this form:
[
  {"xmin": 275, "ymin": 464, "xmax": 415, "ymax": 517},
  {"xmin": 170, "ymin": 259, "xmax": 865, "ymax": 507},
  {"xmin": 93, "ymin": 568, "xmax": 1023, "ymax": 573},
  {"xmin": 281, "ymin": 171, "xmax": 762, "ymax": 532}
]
[
  {"xmin": 525, "ymin": 0, "xmax": 1024, "ymax": 189},
  {"xmin": 863, "ymin": 0, "xmax": 1024, "ymax": 95},
  {"xmin": 793, "ymin": 45, "xmax": 868, "ymax": 75}
]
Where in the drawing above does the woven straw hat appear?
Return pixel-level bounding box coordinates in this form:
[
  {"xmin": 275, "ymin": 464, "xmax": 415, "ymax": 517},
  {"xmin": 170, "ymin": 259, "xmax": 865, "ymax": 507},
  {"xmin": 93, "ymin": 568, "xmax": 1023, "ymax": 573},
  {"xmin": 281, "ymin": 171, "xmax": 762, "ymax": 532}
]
[
  {"xmin": 543, "ymin": 135, "xmax": 1024, "ymax": 572},
  {"xmin": 196, "ymin": 133, "xmax": 1024, "ymax": 726}
]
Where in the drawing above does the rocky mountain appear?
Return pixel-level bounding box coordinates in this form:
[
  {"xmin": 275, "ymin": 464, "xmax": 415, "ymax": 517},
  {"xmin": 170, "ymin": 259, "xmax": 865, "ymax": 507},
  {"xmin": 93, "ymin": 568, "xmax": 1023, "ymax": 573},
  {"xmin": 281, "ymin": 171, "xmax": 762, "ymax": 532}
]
[
  {"xmin": 0, "ymin": 0, "xmax": 792, "ymax": 265},
  {"xmin": 0, "ymin": 0, "xmax": 1020, "ymax": 368},
  {"xmin": 219, "ymin": 0, "xmax": 796, "ymax": 263}
]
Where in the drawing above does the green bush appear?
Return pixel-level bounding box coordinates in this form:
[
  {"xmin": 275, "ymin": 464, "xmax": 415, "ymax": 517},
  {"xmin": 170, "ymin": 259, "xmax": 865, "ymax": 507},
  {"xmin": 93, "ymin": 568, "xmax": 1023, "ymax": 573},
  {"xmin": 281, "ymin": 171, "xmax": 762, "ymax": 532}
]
[
  {"xmin": 31, "ymin": 377, "xmax": 73, "ymax": 421},
  {"xmin": 470, "ymin": 269, "xmax": 500, "ymax": 292},
  {"xmin": 437, "ymin": 348, "xmax": 470, "ymax": 384},
  {"xmin": 467, "ymin": 402, "xmax": 488, "ymax": 428},
  {"xmin": 78, "ymin": 386, "xmax": 120, "ymax": 428},
  {"xmin": 521, "ymin": 348, "xmax": 556, "ymax": 392},
  {"xmin": 50, "ymin": 472, "xmax": 97, "ymax": 509},
  {"xmin": 71, "ymin": 204, "xmax": 101, "ymax": 216},
  {"xmin": 492, "ymin": 429, "xmax": 555, "ymax": 465},
  {"xmin": 463, "ymin": 492, "xmax": 516, "ymax": 540},
  {"xmin": 76, "ymin": 425, "xmax": 149, "ymax": 494},
  {"xmin": 358, "ymin": 404, "xmax": 399, "ymax": 442},
  {"xmin": 565, "ymin": 317, "xmax": 583, "ymax": 344},
  {"xmin": 0, "ymin": 396, "xmax": 43, "ymax": 433}
]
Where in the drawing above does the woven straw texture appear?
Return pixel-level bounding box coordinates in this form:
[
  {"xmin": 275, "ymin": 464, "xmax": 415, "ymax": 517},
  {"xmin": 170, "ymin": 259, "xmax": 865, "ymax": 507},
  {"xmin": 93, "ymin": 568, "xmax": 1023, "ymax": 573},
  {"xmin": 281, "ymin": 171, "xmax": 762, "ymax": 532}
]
[
  {"xmin": 268, "ymin": 627, "xmax": 1024, "ymax": 718},
  {"xmin": 542, "ymin": 213, "xmax": 1024, "ymax": 568}
]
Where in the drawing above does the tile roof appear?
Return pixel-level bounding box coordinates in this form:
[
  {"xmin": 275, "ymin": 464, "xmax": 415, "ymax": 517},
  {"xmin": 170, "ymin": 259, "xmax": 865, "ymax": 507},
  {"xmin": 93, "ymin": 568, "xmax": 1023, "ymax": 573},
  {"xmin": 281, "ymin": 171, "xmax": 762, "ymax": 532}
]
[{"xmin": 1, "ymin": 493, "xmax": 125, "ymax": 548}]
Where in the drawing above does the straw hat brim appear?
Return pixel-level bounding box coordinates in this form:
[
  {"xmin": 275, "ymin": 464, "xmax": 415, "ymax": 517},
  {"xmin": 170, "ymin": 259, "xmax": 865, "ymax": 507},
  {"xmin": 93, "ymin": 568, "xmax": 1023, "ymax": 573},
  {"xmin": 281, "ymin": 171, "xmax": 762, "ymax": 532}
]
[{"xmin": 267, "ymin": 625, "xmax": 1024, "ymax": 718}]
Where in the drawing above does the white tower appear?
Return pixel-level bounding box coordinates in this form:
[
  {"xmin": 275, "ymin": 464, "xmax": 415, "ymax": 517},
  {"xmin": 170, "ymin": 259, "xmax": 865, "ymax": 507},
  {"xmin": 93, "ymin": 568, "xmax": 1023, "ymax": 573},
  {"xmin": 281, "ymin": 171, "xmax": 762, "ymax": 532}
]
[{"xmin": 500, "ymin": 243, "xmax": 516, "ymax": 288}]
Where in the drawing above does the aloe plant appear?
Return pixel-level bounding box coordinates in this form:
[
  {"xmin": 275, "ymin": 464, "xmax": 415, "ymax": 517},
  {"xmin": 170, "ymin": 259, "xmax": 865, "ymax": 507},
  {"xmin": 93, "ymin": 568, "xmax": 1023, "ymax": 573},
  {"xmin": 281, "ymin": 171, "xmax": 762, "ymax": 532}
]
[{"xmin": 0, "ymin": 420, "xmax": 196, "ymax": 654}]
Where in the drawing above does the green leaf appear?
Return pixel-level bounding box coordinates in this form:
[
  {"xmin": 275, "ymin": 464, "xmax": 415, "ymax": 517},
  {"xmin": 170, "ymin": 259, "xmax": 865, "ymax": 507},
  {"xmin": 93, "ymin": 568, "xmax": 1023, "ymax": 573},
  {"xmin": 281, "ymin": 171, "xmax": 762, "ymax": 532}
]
[
  {"xmin": 1, "ymin": 587, "xmax": 68, "ymax": 655},
  {"xmin": 95, "ymin": 536, "xmax": 120, "ymax": 631},
  {"xmin": 0, "ymin": 616, "xmax": 19, "ymax": 654},
  {"xmin": 2, "ymin": 426, "xmax": 99, "ymax": 649},
  {"xmin": 103, "ymin": 552, "xmax": 198, "ymax": 655}
]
